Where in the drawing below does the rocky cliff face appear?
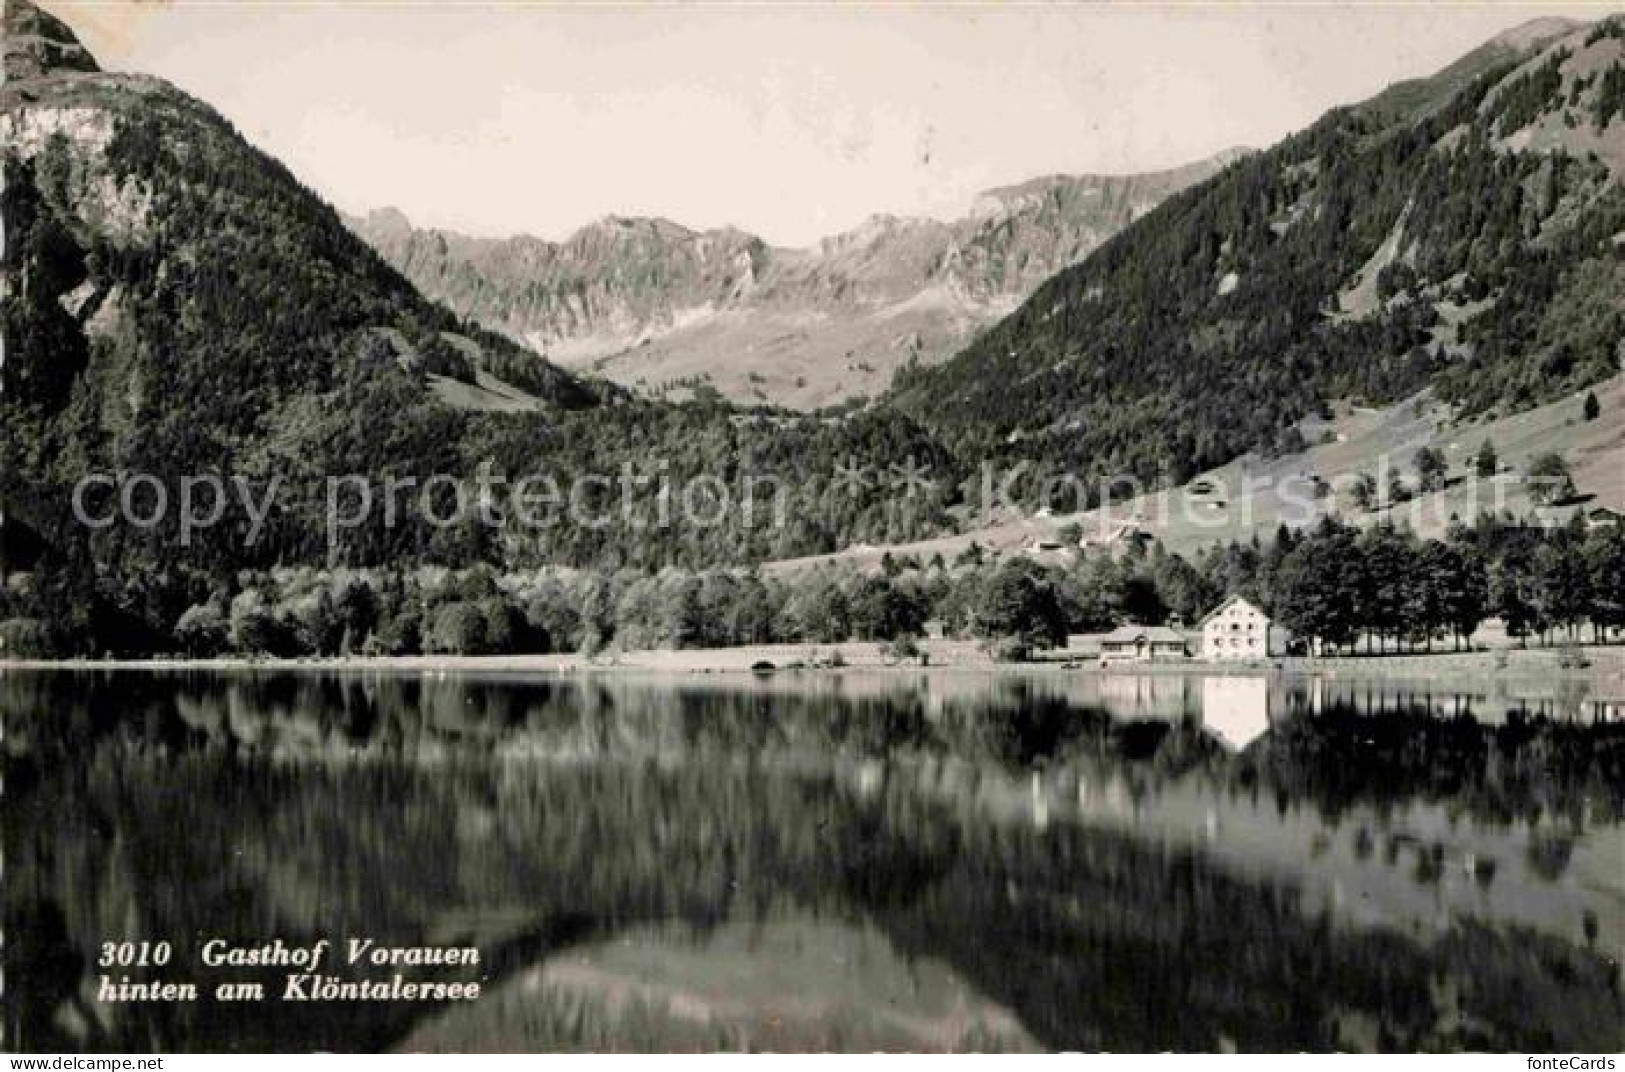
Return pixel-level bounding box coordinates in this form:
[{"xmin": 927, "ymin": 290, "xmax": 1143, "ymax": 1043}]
[
  {"xmin": 2, "ymin": 0, "xmax": 98, "ymax": 80},
  {"xmin": 348, "ymin": 151, "xmax": 1245, "ymax": 409}
]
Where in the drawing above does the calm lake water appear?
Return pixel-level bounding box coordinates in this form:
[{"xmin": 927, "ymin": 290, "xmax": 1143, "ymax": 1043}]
[{"xmin": 3, "ymin": 668, "xmax": 1622, "ymax": 1052}]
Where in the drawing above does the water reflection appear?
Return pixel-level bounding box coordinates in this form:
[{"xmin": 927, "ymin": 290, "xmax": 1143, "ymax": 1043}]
[
  {"xmin": 2, "ymin": 668, "xmax": 1621, "ymax": 1052},
  {"xmin": 1202, "ymin": 677, "xmax": 1272, "ymax": 749}
]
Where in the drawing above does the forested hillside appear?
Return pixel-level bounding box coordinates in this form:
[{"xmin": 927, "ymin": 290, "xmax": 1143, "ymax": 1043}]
[
  {"xmin": 4, "ymin": 1, "xmax": 1623, "ymax": 658},
  {"xmin": 891, "ymin": 17, "xmax": 1625, "ymax": 509},
  {"xmin": 0, "ymin": 0, "xmax": 959, "ymax": 652},
  {"xmin": 1, "ymin": 0, "xmax": 605, "ymax": 525}
]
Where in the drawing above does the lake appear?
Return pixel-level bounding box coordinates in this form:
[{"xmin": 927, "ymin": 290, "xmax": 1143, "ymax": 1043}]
[{"xmin": 3, "ymin": 667, "xmax": 1621, "ymax": 1052}]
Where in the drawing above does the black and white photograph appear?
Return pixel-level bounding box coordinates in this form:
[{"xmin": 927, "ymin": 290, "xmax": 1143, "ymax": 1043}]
[{"xmin": 1, "ymin": 0, "xmax": 1622, "ymax": 1056}]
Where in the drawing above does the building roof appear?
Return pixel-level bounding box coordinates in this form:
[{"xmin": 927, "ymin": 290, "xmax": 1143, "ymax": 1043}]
[
  {"xmin": 1082, "ymin": 522, "xmax": 1153, "ymax": 546},
  {"xmin": 1101, "ymin": 625, "xmax": 1188, "ymax": 645},
  {"xmin": 1195, "ymin": 594, "xmax": 1269, "ymax": 629}
]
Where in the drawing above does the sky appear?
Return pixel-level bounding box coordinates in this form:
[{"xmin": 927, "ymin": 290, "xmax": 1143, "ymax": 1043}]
[{"xmin": 55, "ymin": 1, "xmax": 1618, "ymax": 247}]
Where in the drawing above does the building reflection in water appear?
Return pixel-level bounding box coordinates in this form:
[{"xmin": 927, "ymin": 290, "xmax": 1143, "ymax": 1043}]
[
  {"xmin": 2, "ymin": 667, "xmax": 1621, "ymax": 1054},
  {"xmin": 1200, "ymin": 676, "xmax": 1272, "ymax": 751}
]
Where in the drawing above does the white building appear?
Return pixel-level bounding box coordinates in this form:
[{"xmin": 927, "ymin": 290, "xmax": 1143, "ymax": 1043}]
[{"xmin": 1197, "ymin": 595, "xmax": 1290, "ymax": 661}]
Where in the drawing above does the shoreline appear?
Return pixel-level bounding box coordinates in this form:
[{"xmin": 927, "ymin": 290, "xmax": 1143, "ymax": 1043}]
[{"xmin": 4, "ymin": 640, "xmax": 1623, "ymax": 697}]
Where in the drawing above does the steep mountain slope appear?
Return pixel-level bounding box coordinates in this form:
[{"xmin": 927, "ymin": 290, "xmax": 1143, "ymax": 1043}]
[
  {"xmin": 347, "ymin": 153, "xmax": 1243, "ymax": 408},
  {"xmin": 0, "ymin": 4, "xmax": 602, "ymax": 417},
  {"xmin": 889, "ymin": 16, "xmax": 1625, "ymax": 509},
  {"xmin": 0, "ymin": 0, "xmax": 608, "ymax": 576}
]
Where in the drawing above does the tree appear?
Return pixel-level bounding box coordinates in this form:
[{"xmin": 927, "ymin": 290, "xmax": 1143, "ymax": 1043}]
[
  {"xmin": 880, "ymin": 633, "xmax": 924, "ymax": 665},
  {"xmin": 1442, "ymin": 548, "xmax": 1489, "ymax": 650},
  {"xmin": 1200, "ymin": 541, "xmax": 1262, "ymax": 607},
  {"xmin": 1533, "ymin": 536, "xmax": 1592, "ymax": 641},
  {"xmin": 721, "ymin": 574, "xmax": 778, "ymax": 646},
  {"xmin": 290, "ymin": 588, "xmax": 339, "ymax": 655},
  {"xmin": 1273, "ymin": 522, "xmax": 1362, "ymax": 653},
  {"xmin": 973, "ymin": 559, "xmax": 1068, "ymax": 649},
  {"xmin": 1148, "ymin": 554, "xmax": 1213, "ymax": 624},
  {"xmin": 1526, "ymin": 452, "xmax": 1576, "ymax": 506},
  {"xmin": 786, "ymin": 571, "xmax": 850, "ymax": 643},
  {"xmin": 335, "ymin": 577, "xmax": 378, "ymax": 643},
  {"xmin": 1474, "ymin": 439, "xmax": 1499, "ymax": 479},
  {"xmin": 848, "ymin": 575, "xmax": 925, "ymax": 640},
  {"xmin": 1359, "ymin": 524, "xmax": 1419, "ymax": 651},
  {"xmin": 174, "ymin": 603, "xmax": 228, "ymax": 657},
  {"xmin": 375, "ymin": 603, "xmax": 422, "ymax": 656},
  {"xmin": 1583, "ymin": 390, "xmax": 1600, "ymax": 421},
  {"xmin": 1350, "ymin": 471, "xmax": 1378, "ymax": 512},
  {"xmin": 1115, "ymin": 573, "xmax": 1168, "ymax": 626},
  {"xmin": 1414, "ymin": 446, "xmax": 1449, "ymax": 494},
  {"xmin": 577, "ymin": 573, "xmax": 620, "ymax": 653},
  {"xmin": 1489, "ymin": 558, "xmax": 1542, "ymax": 646},
  {"xmin": 520, "ymin": 577, "xmax": 583, "ymax": 654},
  {"xmin": 1583, "ymin": 527, "xmax": 1625, "ymax": 641},
  {"xmin": 454, "ymin": 565, "xmax": 501, "ymax": 602},
  {"xmin": 228, "ymin": 590, "xmax": 287, "ymax": 656},
  {"xmin": 429, "ymin": 601, "xmax": 490, "ymax": 655},
  {"xmin": 477, "ymin": 596, "xmax": 518, "ymax": 653},
  {"xmin": 660, "ymin": 576, "xmax": 707, "ymax": 649},
  {"xmin": 1410, "ymin": 541, "xmax": 1485, "ymax": 650},
  {"xmin": 0, "ymin": 618, "xmax": 52, "ymax": 658},
  {"xmin": 1385, "ymin": 469, "xmax": 1411, "ymax": 507}
]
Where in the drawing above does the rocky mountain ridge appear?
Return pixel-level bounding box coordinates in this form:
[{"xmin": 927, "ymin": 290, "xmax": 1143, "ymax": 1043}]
[{"xmin": 347, "ymin": 150, "xmax": 1246, "ymax": 408}]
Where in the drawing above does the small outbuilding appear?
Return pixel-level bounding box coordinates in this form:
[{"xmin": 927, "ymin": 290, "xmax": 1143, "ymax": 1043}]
[{"xmin": 1098, "ymin": 624, "xmax": 1189, "ymax": 663}]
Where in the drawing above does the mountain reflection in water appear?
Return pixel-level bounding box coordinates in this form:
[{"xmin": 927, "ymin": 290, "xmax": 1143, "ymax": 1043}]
[{"xmin": 2, "ymin": 668, "xmax": 1621, "ymax": 1053}]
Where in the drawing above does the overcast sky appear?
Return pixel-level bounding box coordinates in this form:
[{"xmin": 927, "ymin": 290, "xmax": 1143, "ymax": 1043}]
[{"xmin": 57, "ymin": 1, "xmax": 1615, "ymax": 246}]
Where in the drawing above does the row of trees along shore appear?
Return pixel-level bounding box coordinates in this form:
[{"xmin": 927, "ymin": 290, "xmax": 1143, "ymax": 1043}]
[{"xmin": 1, "ymin": 511, "xmax": 1619, "ymax": 660}]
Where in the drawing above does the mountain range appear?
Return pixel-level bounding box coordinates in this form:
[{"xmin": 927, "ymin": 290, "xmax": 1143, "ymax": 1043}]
[{"xmin": 347, "ymin": 152, "xmax": 1244, "ymax": 409}]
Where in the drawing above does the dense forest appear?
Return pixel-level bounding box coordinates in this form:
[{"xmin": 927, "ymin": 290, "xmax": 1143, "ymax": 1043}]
[
  {"xmin": 4, "ymin": 512, "xmax": 1618, "ymax": 659},
  {"xmin": 890, "ymin": 21, "xmax": 1625, "ymax": 506}
]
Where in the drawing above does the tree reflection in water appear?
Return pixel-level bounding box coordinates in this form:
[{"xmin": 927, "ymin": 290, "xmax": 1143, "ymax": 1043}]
[{"xmin": 2, "ymin": 669, "xmax": 1620, "ymax": 1052}]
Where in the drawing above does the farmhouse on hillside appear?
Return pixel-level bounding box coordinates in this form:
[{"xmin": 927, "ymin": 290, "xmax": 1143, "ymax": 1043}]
[
  {"xmin": 1099, "ymin": 624, "xmax": 1189, "ymax": 663},
  {"xmin": 1198, "ymin": 595, "xmax": 1291, "ymax": 661},
  {"xmin": 1024, "ymin": 537, "xmax": 1075, "ymax": 564},
  {"xmin": 1081, "ymin": 521, "xmax": 1154, "ymax": 551}
]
